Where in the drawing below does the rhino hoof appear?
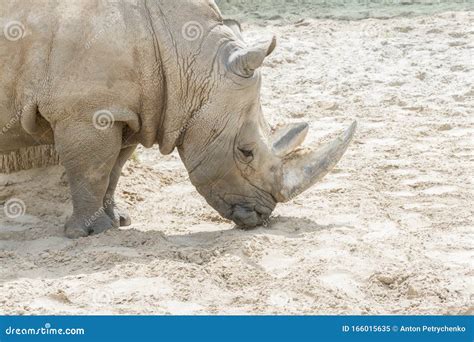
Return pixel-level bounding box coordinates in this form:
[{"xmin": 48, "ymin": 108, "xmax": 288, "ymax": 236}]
[
  {"xmin": 107, "ymin": 207, "xmax": 132, "ymax": 228},
  {"xmin": 104, "ymin": 202, "xmax": 131, "ymax": 228},
  {"xmin": 64, "ymin": 214, "xmax": 114, "ymax": 239},
  {"xmin": 119, "ymin": 210, "xmax": 132, "ymax": 227}
]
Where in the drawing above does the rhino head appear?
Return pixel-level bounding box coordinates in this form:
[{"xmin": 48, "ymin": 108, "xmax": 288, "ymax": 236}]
[{"xmin": 176, "ymin": 21, "xmax": 356, "ymax": 228}]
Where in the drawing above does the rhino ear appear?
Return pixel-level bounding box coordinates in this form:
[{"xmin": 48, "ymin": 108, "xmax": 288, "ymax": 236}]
[
  {"xmin": 228, "ymin": 36, "xmax": 276, "ymax": 78},
  {"xmin": 224, "ymin": 19, "xmax": 244, "ymax": 41},
  {"xmin": 272, "ymin": 122, "xmax": 309, "ymax": 157}
]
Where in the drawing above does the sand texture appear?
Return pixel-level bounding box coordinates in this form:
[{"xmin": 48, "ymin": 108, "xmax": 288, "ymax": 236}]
[{"xmin": 0, "ymin": 5, "xmax": 473, "ymax": 314}]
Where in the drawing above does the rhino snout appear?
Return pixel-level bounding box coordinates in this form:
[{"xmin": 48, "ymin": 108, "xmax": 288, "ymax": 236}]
[{"xmin": 229, "ymin": 205, "xmax": 269, "ymax": 228}]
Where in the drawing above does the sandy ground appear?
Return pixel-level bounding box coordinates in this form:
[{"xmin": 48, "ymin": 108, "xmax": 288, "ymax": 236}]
[{"xmin": 1, "ymin": 6, "xmax": 473, "ymax": 314}]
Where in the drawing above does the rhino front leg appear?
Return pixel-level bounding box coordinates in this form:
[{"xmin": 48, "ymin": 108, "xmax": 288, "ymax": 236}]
[
  {"xmin": 103, "ymin": 145, "xmax": 137, "ymax": 227},
  {"xmin": 54, "ymin": 121, "xmax": 123, "ymax": 238}
]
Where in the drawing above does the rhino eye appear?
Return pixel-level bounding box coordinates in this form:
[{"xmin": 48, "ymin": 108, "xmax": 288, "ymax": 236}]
[
  {"xmin": 238, "ymin": 147, "xmax": 254, "ymax": 163},
  {"xmin": 239, "ymin": 148, "xmax": 253, "ymax": 158}
]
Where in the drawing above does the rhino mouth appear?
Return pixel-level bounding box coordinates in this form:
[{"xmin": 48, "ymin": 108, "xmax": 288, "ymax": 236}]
[{"xmin": 229, "ymin": 204, "xmax": 270, "ymax": 228}]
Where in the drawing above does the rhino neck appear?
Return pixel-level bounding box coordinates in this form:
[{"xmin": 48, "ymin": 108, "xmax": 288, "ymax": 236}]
[{"xmin": 141, "ymin": 0, "xmax": 224, "ymax": 155}]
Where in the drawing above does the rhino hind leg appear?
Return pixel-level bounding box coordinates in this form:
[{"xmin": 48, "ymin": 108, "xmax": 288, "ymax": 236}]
[
  {"xmin": 103, "ymin": 145, "xmax": 137, "ymax": 228},
  {"xmin": 54, "ymin": 121, "xmax": 124, "ymax": 238}
]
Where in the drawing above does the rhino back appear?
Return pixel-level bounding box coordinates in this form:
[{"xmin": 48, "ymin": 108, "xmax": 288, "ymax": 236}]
[{"xmin": 0, "ymin": 0, "xmax": 164, "ymax": 166}]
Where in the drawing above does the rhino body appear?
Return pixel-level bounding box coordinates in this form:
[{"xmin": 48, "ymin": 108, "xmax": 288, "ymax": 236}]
[{"xmin": 0, "ymin": 0, "xmax": 356, "ymax": 238}]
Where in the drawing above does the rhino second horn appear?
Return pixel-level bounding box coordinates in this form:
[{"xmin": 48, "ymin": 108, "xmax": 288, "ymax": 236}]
[
  {"xmin": 277, "ymin": 121, "xmax": 357, "ymax": 202},
  {"xmin": 272, "ymin": 122, "xmax": 309, "ymax": 157}
]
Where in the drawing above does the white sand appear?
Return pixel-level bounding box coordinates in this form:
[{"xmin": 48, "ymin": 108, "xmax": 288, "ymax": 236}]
[{"xmin": 0, "ymin": 8, "xmax": 473, "ymax": 314}]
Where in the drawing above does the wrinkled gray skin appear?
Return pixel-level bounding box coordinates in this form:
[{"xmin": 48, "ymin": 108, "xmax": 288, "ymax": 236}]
[{"xmin": 0, "ymin": 0, "xmax": 356, "ymax": 238}]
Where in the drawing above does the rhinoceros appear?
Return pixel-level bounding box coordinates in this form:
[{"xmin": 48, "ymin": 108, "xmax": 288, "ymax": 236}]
[{"xmin": 0, "ymin": 0, "xmax": 356, "ymax": 238}]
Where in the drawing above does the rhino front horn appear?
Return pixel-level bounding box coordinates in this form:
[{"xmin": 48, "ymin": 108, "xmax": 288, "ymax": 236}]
[{"xmin": 277, "ymin": 121, "xmax": 357, "ymax": 202}]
